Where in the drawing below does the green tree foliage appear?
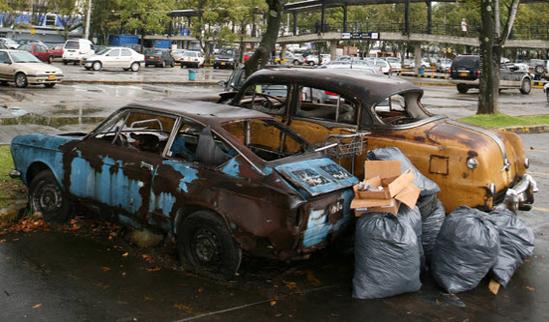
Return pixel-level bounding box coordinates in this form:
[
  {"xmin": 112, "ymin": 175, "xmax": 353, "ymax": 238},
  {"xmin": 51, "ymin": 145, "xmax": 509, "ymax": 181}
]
[
  {"xmin": 119, "ymin": 0, "xmax": 175, "ymax": 36},
  {"xmin": 91, "ymin": 0, "xmax": 124, "ymax": 44}
]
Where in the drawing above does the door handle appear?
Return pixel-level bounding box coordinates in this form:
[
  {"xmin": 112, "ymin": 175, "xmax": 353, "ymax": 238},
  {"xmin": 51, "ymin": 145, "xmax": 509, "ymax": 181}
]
[{"xmin": 140, "ymin": 161, "xmax": 154, "ymax": 171}]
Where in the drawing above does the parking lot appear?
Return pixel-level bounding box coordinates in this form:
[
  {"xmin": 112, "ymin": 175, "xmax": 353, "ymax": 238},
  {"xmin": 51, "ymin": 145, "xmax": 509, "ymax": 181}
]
[{"xmin": 1, "ymin": 65, "xmax": 549, "ymax": 322}]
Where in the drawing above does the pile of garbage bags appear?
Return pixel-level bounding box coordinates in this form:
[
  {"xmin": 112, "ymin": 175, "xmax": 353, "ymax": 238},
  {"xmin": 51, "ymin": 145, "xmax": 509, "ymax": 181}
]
[{"xmin": 353, "ymin": 147, "xmax": 535, "ymax": 299}]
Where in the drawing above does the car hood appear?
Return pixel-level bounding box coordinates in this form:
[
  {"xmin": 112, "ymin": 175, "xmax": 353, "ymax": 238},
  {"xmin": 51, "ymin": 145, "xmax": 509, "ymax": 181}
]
[
  {"xmin": 16, "ymin": 63, "xmax": 62, "ymax": 74},
  {"xmin": 273, "ymin": 157, "xmax": 358, "ymax": 197}
]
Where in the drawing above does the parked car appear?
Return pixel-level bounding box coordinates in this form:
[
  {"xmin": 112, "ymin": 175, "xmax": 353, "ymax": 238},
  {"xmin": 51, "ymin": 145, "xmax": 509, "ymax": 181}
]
[
  {"xmin": 144, "ymin": 48, "xmax": 175, "ymax": 68},
  {"xmin": 528, "ymin": 59, "xmax": 548, "ymax": 80},
  {"xmin": 403, "ymin": 58, "xmax": 415, "ymax": 69},
  {"xmin": 385, "ymin": 57, "xmax": 402, "ymax": 74},
  {"xmin": 274, "ymin": 51, "xmax": 304, "ymax": 65},
  {"xmin": 62, "ymin": 38, "xmax": 95, "ymax": 65},
  {"xmin": 0, "ymin": 37, "xmax": 19, "ymax": 49},
  {"xmin": 0, "ymin": 49, "xmax": 63, "ymax": 88},
  {"xmin": 17, "ymin": 39, "xmax": 47, "ymax": 48},
  {"xmin": 173, "ymin": 50, "xmax": 204, "ymax": 68},
  {"xmin": 214, "ymin": 48, "xmax": 238, "ymax": 69},
  {"xmin": 48, "ymin": 43, "xmax": 64, "ymax": 59},
  {"xmin": 224, "ymin": 68, "xmax": 537, "ymax": 213},
  {"xmin": 450, "ymin": 55, "xmax": 532, "ymax": 94},
  {"xmin": 319, "ymin": 61, "xmax": 378, "ymax": 74},
  {"xmin": 83, "ymin": 47, "xmax": 144, "ymax": 72},
  {"xmin": 370, "ymin": 58, "xmax": 391, "ymax": 74},
  {"xmin": 10, "ymin": 100, "xmax": 357, "ymax": 278},
  {"xmin": 436, "ymin": 58, "xmax": 452, "ymax": 73},
  {"xmin": 18, "ymin": 43, "xmax": 53, "ymax": 63},
  {"xmin": 243, "ymin": 51, "xmax": 254, "ymax": 62}
]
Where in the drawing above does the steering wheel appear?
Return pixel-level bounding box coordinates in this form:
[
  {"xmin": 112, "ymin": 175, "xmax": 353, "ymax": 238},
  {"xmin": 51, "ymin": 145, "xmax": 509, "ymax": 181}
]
[{"xmin": 254, "ymin": 93, "xmax": 285, "ymax": 110}]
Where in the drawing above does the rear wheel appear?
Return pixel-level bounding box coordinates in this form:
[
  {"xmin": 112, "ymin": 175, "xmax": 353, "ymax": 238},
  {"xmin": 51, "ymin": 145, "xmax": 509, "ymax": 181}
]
[
  {"xmin": 63, "ymin": 60, "xmax": 68, "ymax": 65},
  {"xmin": 308, "ymin": 61, "xmax": 315, "ymax": 66},
  {"xmin": 14, "ymin": 73, "xmax": 28, "ymax": 88},
  {"xmin": 47, "ymin": 56, "xmax": 53, "ymax": 64},
  {"xmin": 520, "ymin": 78, "xmax": 531, "ymax": 95},
  {"xmin": 177, "ymin": 210, "xmax": 241, "ymax": 279},
  {"xmin": 457, "ymin": 84, "xmax": 469, "ymax": 94},
  {"xmin": 29, "ymin": 171, "xmax": 70, "ymax": 224},
  {"xmin": 161, "ymin": 60, "xmax": 166, "ymax": 68},
  {"xmin": 130, "ymin": 62, "xmax": 140, "ymax": 72}
]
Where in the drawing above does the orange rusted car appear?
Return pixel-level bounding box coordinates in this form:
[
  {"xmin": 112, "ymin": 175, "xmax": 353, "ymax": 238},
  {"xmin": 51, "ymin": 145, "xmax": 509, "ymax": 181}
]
[{"xmin": 227, "ymin": 68, "xmax": 538, "ymax": 212}]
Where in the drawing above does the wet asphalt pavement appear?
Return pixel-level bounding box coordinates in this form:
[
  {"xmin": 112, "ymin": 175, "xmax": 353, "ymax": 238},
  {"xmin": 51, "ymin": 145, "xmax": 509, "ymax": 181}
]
[
  {"xmin": 0, "ymin": 133, "xmax": 548, "ymax": 322},
  {"xmin": 1, "ymin": 67, "xmax": 549, "ymax": 321}
]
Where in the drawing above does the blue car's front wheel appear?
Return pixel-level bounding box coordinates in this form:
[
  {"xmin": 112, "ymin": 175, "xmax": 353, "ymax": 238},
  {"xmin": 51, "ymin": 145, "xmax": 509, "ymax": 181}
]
[{"xmin": 29, "ymin": 171, "xmax": 70, "ymax": 223}]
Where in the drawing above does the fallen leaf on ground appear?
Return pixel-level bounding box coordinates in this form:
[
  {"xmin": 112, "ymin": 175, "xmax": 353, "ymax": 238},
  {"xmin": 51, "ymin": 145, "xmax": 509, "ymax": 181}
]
[
  {"xmin": 174, "ymin": 303, "xmax": 193, "ymax": 314},
  {"xmin": 122, "ymin": 252, "xmax": 129, "ymax": 257},
  {"xmin": 146, "ymin": 267, "xmax": 161, "ymax": 272},
  {"xmin": 32, "ymin": 304, "xmax": 42, "ymax": 309},
  {"xmin": 284, "ymin": 281, "xmax": 298, "ymax": 290},
  {"xmin": 142, "ymin": 254, "xmax": 154, "ymax": 263},
  {"xmin": 100, "ymin": 266, "xmax": 111, "ymax": 272},
  {"xmin": 270, "ymin": 300, "xmax": 277, "ymax": 306}
]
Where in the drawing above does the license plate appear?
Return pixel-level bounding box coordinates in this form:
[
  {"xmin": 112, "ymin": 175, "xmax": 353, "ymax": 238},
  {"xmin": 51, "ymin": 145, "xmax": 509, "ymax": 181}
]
[
  {"xmin": 149, "ymin": 56, "xmax": 155, "ymax": 59},
  {"xmin": 458, "ymin": 71, "xmax": 469, "ymax": 77},
  {"xmin": 47, "ymin": 75, "xmax": 56, "ymax": 81}
]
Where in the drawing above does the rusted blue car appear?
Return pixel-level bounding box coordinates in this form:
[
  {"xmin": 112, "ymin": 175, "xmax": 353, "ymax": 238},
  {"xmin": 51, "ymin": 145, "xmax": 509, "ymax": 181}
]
[{"xmin": 10, "ymin": 100, "xmax": 357, "ymax": 277}]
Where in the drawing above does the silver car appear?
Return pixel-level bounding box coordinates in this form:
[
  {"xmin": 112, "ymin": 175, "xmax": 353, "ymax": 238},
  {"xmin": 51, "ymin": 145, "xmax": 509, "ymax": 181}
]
[{"xmin": 0, "ymin": 49, "xmax": 63, "ymax": 88}]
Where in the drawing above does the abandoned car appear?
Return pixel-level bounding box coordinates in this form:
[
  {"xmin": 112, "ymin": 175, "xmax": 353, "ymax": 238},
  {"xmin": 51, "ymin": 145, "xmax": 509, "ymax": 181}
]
[
  {"xmin": 9, "ymin": 101, "xmax": 358, "ymax": 277},
  {"xmin": 225, "ymin": 68, "xmax": 537, "ymax": 212}
]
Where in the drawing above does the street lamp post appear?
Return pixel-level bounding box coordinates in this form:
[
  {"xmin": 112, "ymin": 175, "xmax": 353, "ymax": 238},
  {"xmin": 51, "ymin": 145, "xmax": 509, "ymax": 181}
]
[{"xmin": 84, "ymin": 0, "xmax": 92, "ymax": 40}]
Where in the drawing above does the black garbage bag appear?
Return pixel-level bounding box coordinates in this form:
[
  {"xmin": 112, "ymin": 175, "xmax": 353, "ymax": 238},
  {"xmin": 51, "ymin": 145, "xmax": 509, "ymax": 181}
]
[
  {"xmin": 398, "ymin": 205, "xmax": 425, "ymax": 269},
  {"xmin": 367, "ymin": 147, "xmax": 440, "ymax": 196},
  {"xmin": 353, "ymin": 213, "xmax": 421, "ymax": 299},
  {"xmin": 417, "ymin": 194, "xmax": 439, "ymax": 218},
  {"xmin": 421, "ymin": 199, "xmax": 445, "ymax": 259},
  {"xmin": 431, "ymin": 206, "xmax": 500, "ymax": 293},
  {"xmin": 489, "ymin": 208, "xmax": 535, "ymax": 287}
]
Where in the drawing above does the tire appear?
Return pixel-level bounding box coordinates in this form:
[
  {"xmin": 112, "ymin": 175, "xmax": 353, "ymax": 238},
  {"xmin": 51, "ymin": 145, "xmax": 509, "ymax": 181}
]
[
  {"xmin": 92, "ymin": 61, "xmax": 102, "ymax": 71},
  {"xmin": 177, "ymin": 210, "xmax": 242, "ymax": 279},
  {"xmin": 308, "ymin": 61, "xmax": 315, "ymax": 66},
  {"xmin": 29, "ymin": 171, "xmax": 70, "ymax": 224},
  {"xmin": 130, "ymin": 62, "xmax": 140, "ymax": 72},
  {"xmin": 161, "ymin": 60, "xmax": 166, "ymax": 68},
  {"xmin": 293, "ymin": 60, "xmax": 299, "ymax": 65},
  {"xmin": 63, "ymin": 60, "xmax": 68, "ymax": 65},
  {"xmin": 14, "ymin": 73, "xmax": 28, "ymax": 88},
  {"xmin": 520, "ymin": 78, "xmax": 531, "ymax": 95},
  {"xmin": 457, "ymin": 84, "xmax": 469, "ymax": 94},
  {"xmin": 73, "ymin": 61, "xmax": 78, "ymax": 65},
  {"xmin": 47, "ymin": 56, "xmax": 53, "ymax": 64},
  {"xmin": 534, "ymin": 65, "xmax": 545, "ymax": 76},
  {"xmin": 170, "ymin": 61, "xmax": 175, "ymax": 68},
  {"xmin": 44, "ymin": 83, "xmax": 55, "ymax": 88}
]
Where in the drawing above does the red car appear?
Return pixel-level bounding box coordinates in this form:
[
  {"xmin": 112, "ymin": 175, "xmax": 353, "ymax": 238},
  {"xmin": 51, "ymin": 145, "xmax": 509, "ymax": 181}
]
[
  {"xmin": 18, "ymin": 43, "xmax": 53, "ymax": 63},
  {"xmin": 48, "ymin": 43, "xmax": 64, "ymax": 59}
]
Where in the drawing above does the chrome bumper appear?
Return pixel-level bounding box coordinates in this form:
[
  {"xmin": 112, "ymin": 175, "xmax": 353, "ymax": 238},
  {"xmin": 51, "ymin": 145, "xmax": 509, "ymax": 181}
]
[
  {"xmin": 501, "ymin": 174, "xmax": 539, "ymax": 212},
  {"xmin": 9, "ymin": 169, "xmax": 21, "ymax": 179}
]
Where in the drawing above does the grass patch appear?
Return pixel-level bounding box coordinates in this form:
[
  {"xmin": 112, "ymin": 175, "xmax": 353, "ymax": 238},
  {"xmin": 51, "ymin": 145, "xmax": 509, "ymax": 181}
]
[
  {"xmin": 459, "ymin": 113, "xmax": 549, "ymax": 128},
  {"xmin": 0, "ymin": 145, "xmax": 26, "ymax": 209}
]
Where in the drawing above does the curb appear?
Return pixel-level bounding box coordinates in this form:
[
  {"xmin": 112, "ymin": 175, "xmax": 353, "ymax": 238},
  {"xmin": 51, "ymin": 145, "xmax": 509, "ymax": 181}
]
[
  {"xmin": 61, "ymin": 80, "xmax": 220, "ymax": 86},
  {"xmin": 500, "ymin": 125, "xmax": 549, "ymax": 134}
]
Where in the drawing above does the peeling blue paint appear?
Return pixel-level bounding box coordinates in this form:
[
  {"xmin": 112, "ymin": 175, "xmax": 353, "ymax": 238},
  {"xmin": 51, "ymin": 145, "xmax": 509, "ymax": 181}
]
[
  {"xmin": 10, "ymin": 133, "xmax": 79, "ymax": 185},
  {"xmin": 69, "ymin": 155, "xmax": 143, "ymax": 213},
  {"xmin": 221, "ymin": 158, "xmax": 240, "ymax": 177},
  {"xmin": 302, "ymin": 188, "xmax": 355, "ymax": 248},
  {"xmin": 275, "ymin": 158, "xmax": 358, "ymax": 197},
  {"xmin": 149, "ymin": 192, "xmax": 176, "ymax": 216},
  {"xmin": 162, "ymin": 160, "xmax": 198, "ymax": 193}
]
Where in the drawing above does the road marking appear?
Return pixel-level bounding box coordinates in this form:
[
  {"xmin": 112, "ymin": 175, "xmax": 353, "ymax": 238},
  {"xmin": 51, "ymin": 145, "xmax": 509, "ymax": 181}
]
[
  {"xmin": 533, "ymin": 207, "xmax": 549, "ymax": 214},
  {"xmin": 529, "ymin": 171, "xmax": 549, "ymax": 178},
  {"xmin": 170, "ymin": 285, "xmax": 338, "ymax": 322}
]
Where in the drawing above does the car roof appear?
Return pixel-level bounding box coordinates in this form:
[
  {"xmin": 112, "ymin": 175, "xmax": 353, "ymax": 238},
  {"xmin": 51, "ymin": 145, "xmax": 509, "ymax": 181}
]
[
  {"xmin": 244, "ymin": 68, "xmax": 422, "ymax": 107},
  {"xmin": 127, "ymin": 99, "xmax": 272, "ymax": 125}
]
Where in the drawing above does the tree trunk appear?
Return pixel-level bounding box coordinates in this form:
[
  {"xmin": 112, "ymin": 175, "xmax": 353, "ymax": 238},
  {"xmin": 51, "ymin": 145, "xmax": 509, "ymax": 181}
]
[
  {"xmin": 478, "ymin": 0, "xmax": 499, "ymax": 114},
  {"xmin": 244, "ymin": 0, "xmax": 284, "ymax": 77}
]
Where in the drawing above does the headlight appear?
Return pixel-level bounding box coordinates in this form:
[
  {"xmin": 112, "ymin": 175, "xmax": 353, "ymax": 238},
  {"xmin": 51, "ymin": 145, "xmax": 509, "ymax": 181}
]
[
  {"xmin": 228, "ymin": 58, "xmax": 234, "ymax": 62},
  {"xmin": 467, "ymin": 157, "xmax": 479, "ymax": 169},
  {"xmin": 524, "ymin": 158, "xmax": 530, "ymax": 169}
]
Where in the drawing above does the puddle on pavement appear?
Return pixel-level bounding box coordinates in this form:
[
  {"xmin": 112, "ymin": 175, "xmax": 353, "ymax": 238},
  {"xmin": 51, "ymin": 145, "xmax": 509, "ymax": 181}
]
[{"xmin": 0, "ymin": 113, "xmax": 104, "ymax": 128}]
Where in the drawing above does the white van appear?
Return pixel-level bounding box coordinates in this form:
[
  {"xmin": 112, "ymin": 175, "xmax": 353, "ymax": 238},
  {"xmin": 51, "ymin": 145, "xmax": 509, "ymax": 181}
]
[{"xmin": 62, "ymin": 39, "xmax": 95, "ymax": 65}]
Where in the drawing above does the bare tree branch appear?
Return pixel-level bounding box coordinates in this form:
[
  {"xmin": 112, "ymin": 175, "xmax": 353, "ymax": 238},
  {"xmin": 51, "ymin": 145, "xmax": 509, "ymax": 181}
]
[{"xmin": 499, "ymin": 0, "xmax": 520, "ymax": 46}]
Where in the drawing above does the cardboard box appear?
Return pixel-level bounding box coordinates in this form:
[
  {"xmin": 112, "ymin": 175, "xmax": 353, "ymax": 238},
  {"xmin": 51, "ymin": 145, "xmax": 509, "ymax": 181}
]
[{"xmin": 351, "ymin": 160, "xmax": 421, "ymax": 216}]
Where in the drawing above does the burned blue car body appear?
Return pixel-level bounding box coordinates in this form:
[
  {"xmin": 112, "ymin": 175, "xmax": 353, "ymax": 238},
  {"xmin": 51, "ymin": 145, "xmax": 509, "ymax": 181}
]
[{"xmin": 11, "ymin": 100, "xmax": 357, "ymax": 276}]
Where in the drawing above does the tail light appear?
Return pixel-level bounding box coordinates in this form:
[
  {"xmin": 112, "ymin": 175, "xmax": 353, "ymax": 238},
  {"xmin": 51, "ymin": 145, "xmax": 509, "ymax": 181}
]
[
  {"xmin": 324, "ymin": 90, "xmax": 337, "ymax": 96},
  {"xmin": 475, "ymin": 69, "xmax": 481, "ymax": 78},
  {"xmin": 448, "ymin": 67, "xmax": 452, "ymax": 74}
]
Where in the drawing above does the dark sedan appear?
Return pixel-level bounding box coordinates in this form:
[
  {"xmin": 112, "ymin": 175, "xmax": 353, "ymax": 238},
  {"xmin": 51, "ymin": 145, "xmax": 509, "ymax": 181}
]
[{"xmin": 145, "ymin": 48, "xmax": 175, "ymax": 68}]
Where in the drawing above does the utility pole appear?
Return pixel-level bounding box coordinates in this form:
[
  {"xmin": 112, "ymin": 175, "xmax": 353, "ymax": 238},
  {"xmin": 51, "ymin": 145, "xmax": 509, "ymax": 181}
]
[{"xmin": 84, "ymin": 0, "xmax": 92, "ymax": 40}]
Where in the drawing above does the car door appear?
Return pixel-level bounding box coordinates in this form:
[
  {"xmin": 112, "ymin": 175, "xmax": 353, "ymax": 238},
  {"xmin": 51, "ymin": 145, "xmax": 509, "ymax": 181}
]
[
  {"xmin": 120, "ymin": 48, "xmax": 133, "ymax": 68},
  {"xmin": 66, "ymin": 109, "xmax": 177, "ymax": 226},
  {"xmin": 103, "ymin": 49, "xmax": 120, "ymax": 68},
  {"xmin": 0, "ymin": 51, "xmax": 13, "ymax": 81}
]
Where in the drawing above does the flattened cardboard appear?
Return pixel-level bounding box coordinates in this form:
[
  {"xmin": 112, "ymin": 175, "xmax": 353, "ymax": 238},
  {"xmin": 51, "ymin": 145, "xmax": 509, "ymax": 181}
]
[
  {"xmin": 394, "ymin": 184, "xmax": 421, "ymax": 209},
  {"xmin": 364, "ymin": 160, "xmax": 401, "ymax": 180},
  {"xmin": 354, "ymin": 199, "xmax": 400, "ymax": 217}
]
